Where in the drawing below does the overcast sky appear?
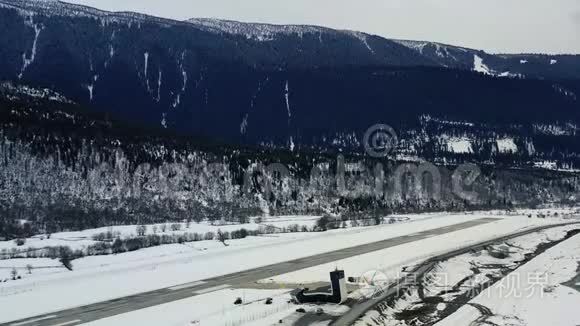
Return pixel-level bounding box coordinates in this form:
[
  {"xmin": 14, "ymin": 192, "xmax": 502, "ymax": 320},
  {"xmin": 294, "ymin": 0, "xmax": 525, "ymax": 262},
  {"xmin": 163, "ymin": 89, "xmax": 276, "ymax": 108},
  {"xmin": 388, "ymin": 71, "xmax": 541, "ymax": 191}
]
[{"xmin": 66, "ymin": 0, "xmax": 580, "ymax": 54}]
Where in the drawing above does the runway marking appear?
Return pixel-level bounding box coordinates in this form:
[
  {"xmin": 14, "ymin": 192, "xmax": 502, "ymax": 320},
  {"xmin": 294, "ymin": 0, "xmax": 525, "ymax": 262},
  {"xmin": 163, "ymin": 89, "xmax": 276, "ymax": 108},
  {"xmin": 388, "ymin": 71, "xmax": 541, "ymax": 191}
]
[
  {"xmin": 193, "ymin": 284, "xmax": 230, "ymax": 295},
  {"xmin": 10, "ymin": 316, "xmax": 58, "ymax": 326},
  {"xmin": 168, "ymin": 281, "xmax": 206, "ymax": 291},
  {"xmin": 50, "ymin": 320, "xmax": 81, "ymax": 326},
  {"xmin": 417, "ymin": 231, "xmax": 434, "ymax": 235}
]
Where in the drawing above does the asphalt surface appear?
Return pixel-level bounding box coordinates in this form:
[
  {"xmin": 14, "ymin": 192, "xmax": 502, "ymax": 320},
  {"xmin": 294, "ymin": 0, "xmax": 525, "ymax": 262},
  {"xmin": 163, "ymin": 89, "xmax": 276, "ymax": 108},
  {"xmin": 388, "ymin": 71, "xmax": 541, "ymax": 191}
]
[{"xmin": 1, "ymin": 218, "xmax": 500, "ymax": 326}]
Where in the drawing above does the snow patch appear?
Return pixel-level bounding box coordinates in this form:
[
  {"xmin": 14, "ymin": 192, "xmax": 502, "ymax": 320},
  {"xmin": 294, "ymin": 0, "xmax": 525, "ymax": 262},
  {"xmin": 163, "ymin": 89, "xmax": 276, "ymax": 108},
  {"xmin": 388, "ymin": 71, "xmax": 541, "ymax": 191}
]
[
  {"xmin": 393, "ymin": 40, "xmax": 469, "ymax": 63},
  {"xmin": 421, "ymin": 115, "xmax": 475, "ymax": 127},
  {"xmin": 143, "ymin": 52, "xmax": 150, "ymax": 91},
  {"xmin": 394, "ymin": 40, "xmax": 429, "ymax": 54},
  {"xmin": 156, "ymin": 69, "xmax": 162, "ymax": 102},
  {"xmin": 496, "ymin": 138, "xmax": 518, "ymax": 153},
  {"xmin": 240, "ymin": 114, "xmax": 249, "ymax": 135},
  {"xmin": 498, "ymin": 71, "xmax": 523, "ymax": 78},
  {"xmin": 550, "ymin": 59, "xmax": 558, "ymax": 65},
  {"xmin": 473, "ymin": 55, "xmax": 492, "ymax": 75},
  {"xmin": 240, "ymin": 78, "xmax": 269, "ymax": 135},
  {"xmin": 289, "ymin": 136, "xmax": 295, "ymax": 152},
  {"xmin": 160, "ymin": 112, "xmax": 167, "ymax": 129},
  {"xmin": 284, "ymin": 80, "xmax": 291, "ymax": 120},
  {"xmin": 524, "ymin": 139, "xmax": 535, "ymax": 155},
  {"xmin": 180, "ymin": 68, "xmax": 187, "ymax": 92},
  {"xmin": 473, "ymin": 55, "xmax": 522, "ymax": 78},
  {"xmin": 172, "ymin": 51, "xmax": 188, "ymax": 108},
  {"xmin": 446, "ymin": 138, "xmax": 473, "ymax": 154},
  {"xmin": 18, "ymin": 15, "xmax": 43, "ymax": 80},
  {"xmin": 534, "ymin": 161, "xmax": 558, "ymax": 170},
  {"xmin": 351, "ymin": 31, "xmax": 375, "ymax": 54},
  {"xmin": 172, "ymin": 94, "xmax": 180, "ymax": 108},
  {"xmin": 85, "ymin": 84, "xmax": 94, "ymax": 101}
]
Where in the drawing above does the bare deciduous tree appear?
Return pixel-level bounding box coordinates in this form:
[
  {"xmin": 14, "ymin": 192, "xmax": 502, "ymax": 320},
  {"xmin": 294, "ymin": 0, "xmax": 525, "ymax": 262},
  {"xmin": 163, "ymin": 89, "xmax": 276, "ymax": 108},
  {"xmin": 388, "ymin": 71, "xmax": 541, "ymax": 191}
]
[
  {"xmin": 136, "ymin": 225, "xmax": 147, "ymax": 237},
  {"xmin": 217, "ymin": 229, "xmax": 229, "ymax": 247}
]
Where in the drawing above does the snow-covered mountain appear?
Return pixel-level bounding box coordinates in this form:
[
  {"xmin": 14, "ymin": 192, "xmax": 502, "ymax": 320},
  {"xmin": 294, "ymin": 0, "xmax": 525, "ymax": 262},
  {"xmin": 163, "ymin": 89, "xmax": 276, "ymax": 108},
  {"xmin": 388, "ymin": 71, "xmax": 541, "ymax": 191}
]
[
  {"xmin": 1, "ymin": 0, "xmax": 578, "ymax": 75},
  {"xmin": 0, "ymin": 0, "xmax": 579, "ymax": 239},
  {"xmin": 183, "ymin": 17, "xmax": 580, "ymax": 79},
  {"xmin": 0, "ymin": 0, "xmax": 579, "ymax": 166}
]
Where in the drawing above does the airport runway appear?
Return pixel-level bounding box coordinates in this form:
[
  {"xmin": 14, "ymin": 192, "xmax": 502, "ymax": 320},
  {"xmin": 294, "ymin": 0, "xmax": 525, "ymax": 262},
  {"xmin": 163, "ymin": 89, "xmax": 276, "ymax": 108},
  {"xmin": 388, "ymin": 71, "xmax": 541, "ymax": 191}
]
[{"xmin": 1, "ymin": 218, "xmax": 501, "ymax": 326}]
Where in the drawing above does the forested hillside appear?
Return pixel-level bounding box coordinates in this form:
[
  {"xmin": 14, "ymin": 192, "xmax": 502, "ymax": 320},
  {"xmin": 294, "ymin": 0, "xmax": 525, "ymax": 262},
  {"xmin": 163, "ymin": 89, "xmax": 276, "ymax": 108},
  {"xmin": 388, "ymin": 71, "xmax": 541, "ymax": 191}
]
[{"xmin": 1, "ymin": 82, "xmax": 579, "ymax": 239}]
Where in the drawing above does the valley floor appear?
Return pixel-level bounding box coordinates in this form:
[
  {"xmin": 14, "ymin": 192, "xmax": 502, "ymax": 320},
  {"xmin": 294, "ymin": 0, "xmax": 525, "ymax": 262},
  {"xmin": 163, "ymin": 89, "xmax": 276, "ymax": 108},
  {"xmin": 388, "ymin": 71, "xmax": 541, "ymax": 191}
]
[{"xmin": 0, "ymin": 208, "xmax": 577, "ymax": 325}]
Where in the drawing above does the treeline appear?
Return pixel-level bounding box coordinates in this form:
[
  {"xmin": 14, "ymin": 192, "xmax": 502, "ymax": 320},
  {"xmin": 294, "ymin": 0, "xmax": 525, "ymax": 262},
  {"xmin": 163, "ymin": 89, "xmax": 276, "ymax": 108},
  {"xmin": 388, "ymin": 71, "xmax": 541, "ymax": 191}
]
[
  {"xmin": 0, "ymin": 223, "xmax": 318, "ymax": 261},
  {"xmin": 1, "ymin": 212, "xmax": 413, "ymax": 262},
  {"xmin": 1, "ymin": 87, "xmax": 580, "ymax": 240}
]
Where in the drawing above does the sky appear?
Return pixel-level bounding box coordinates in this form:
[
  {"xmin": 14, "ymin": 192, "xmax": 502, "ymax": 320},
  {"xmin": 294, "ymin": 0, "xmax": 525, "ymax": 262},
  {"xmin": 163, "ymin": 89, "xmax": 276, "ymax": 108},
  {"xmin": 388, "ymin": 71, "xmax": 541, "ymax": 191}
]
[{"xmin": 66, "ymin": 0, "xmax": 580, "ymax": 54}]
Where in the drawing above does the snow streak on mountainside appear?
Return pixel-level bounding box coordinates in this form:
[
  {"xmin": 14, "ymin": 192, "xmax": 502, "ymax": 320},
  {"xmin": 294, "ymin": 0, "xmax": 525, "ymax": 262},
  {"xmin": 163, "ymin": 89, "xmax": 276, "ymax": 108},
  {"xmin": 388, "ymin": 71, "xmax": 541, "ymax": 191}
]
[
  {"xmin": 18, "ymin": 13, "xmax": 43, "ymax": 79},
  {"xmin": 473, "ymin": 54, "xmax": 492, "ymax": 75}
]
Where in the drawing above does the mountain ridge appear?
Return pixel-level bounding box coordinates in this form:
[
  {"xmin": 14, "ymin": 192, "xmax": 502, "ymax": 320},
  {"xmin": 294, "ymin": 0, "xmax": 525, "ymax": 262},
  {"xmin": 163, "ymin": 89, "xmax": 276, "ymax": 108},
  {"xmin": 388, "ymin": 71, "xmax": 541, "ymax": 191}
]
[
  {"xmin": 0, "ymin": 0, "xmax": 579, "ymax": 169},
  {"xmin": 2, "ymin": 0, "xmax": 577, "ymax": 61}
]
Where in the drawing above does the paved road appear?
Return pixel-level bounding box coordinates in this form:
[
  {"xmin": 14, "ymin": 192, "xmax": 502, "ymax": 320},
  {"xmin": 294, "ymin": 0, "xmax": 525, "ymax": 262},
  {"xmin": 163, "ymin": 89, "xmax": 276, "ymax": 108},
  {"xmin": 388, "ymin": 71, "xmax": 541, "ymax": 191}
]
[{"xmin": 1, "ymin": 218, "xmax": 501, "ymax": 326}]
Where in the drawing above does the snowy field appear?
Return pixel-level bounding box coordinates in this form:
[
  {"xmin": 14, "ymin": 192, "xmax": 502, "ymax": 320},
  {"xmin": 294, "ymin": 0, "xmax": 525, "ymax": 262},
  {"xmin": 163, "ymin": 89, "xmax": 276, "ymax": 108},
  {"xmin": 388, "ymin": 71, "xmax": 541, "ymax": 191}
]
[
  {"xmin": 0, "ymin": 208, "xmax": 578, "ymax": 323},
  {"xmin": 85, "ymin": 288, "xmax": 298, "ymax": 326},
  {"xmin": 83, "ymin": 287, "xmax": 350, "ymax": 326},
  {"xmin": 0, "ymin": 212, "xmax": 469, "ymax": 322},
  {"xmin": 1, "ymin": 208, "xmax": 574, "ymax": 254},
  {"xmin": 0, "ymin": 215, "xmax": 324, "ymax": 253},
  {"xmin": 356, "ymin": 225, "xmax": 579, "ymax": 326},
  {"xmin": 436, "ymin": 228, "xmax": 580, "ymax": 326}
]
